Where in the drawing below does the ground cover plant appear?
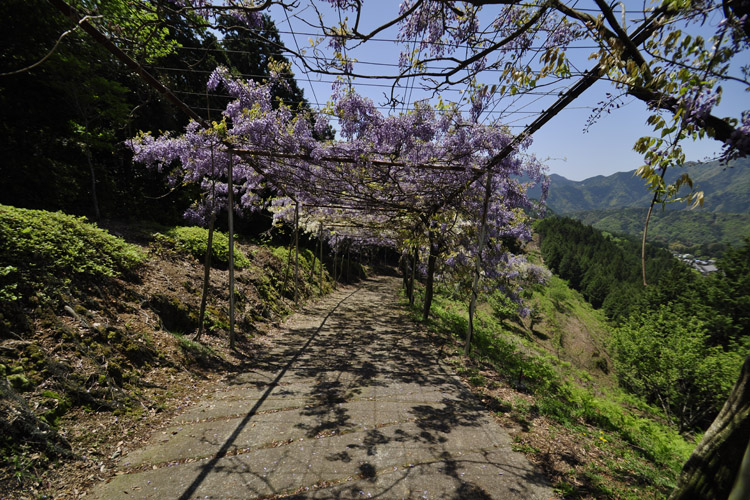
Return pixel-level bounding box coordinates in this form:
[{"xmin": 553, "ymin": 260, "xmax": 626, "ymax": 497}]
[
  {"xmin": 0, "ymin": 205, "xmax": 144, "ymax": 314},
  {"xmin": 0, "ymin": 206, "xmax": 336, "ymax": 496},
  {"xmin": 155, "ymin": 225, "xmax": 252, "ymax": 269}
]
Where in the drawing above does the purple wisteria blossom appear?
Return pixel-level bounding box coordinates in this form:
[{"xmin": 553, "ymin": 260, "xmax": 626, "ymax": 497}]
[{"xmin": 130, "ymin": 68, "xmax": 549, "ymax": 309}]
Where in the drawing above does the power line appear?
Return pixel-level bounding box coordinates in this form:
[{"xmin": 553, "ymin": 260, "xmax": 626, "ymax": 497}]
[
  {"xmin": 171, "ymin": 88, "xmax": 595, "ymax": 117},
  {"xmin": 283, "ymin": 7, "xmax": 321, "ymax": 109},
  {"xmin": 175, "ymin": 43, "xmax": 602, "ymax": 72}
]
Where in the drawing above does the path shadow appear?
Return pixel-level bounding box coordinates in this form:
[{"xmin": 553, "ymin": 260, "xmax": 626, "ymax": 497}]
[
  {"xmin": 175, "ymin": 276, "xmax": 551, "ymax": 500},
  {"xmin": 176, "ymin": 287, "xmax": 361, "ymax": 500}
]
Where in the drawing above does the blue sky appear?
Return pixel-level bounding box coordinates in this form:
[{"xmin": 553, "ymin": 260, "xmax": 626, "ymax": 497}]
[{"xmin": 267, "ymin": 1, "xmax": 748, "ymax": 181}]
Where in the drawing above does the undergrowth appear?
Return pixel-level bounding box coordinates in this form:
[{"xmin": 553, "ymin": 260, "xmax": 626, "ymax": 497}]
[
  {"xmin": 155, "ymin": 226, "xmax": 251, "ymax": 269},
  {"xmin": 0, "ymin": 208, "xmax": 336, "ymax": 495},
  {"xmin": 0, "ymin": 204, "xmax": 144, "ymax": 312},
  {"xmin": 409, "ymin": 281, "xmax": 695, "ymax": 499}
]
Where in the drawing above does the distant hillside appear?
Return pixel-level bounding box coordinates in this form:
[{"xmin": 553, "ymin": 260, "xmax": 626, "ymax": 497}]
[
  {"xmin": 541, "ymin": 157, "xmax": 750, "ymax": 214},
  {"xmin": 569, "ymin": 208, "xmax": 750, "ymax": 256},
  {"xmin": 533, "ymin": 158, "xmax": 750, "ymax": 257}
]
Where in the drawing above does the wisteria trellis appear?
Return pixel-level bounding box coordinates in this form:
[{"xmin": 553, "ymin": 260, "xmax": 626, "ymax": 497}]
[
  {"xmin": 130, "ymin": 66, "xmax": 550, "ymax": 324},
  {"xmin": 124, "ymin": 0, "xmax": 749, "ymax": 342}
]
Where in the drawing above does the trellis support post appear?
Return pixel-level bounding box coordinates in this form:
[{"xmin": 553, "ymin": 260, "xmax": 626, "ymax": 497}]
[
  {"xmin": 294, "ymin": 201, "xmax": 299, "ymax": 304},
  {"xmin": 318, "ymin": 223, "xmax": 324, "ymax": 294},
  {"xmin": 228, "ymin": 153, "xmax": 236, "ymax": 350}
]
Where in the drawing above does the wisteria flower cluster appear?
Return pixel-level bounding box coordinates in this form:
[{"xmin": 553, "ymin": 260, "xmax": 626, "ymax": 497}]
[{"xmin": 130, "ymin": 67, "xmax": 548, "ymax": 308}]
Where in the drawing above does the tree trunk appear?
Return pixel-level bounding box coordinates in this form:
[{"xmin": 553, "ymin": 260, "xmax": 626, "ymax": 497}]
[
  {"xmin": 729, "ymin": 439, "xmax": 750, "ymax": 500},
  {"xmin": 281, "ymin": 239, "xmax": 293, "ymax": 297},
  {"xmin": 409, "ymin": 245, "xmax": 418, "ymax": 306},
  {"xmin": 466, "ymin": 171, "xmax": 493, "ymax": 356},
  {"xmin": 83, "ymin": 136, "xmax": 100, "ymax": 221},
  {"xmin": 309, "ymin": 234, "xmax": 316, "ymax": 285},
  {"xmin": 293, "ymin": 201, "xmax": 299, "ymax": 304},
  {"xmin": 400, "ymin": 253, "xmax": 409, "ymax": 292},
  {"xmin": 318, "ymin": 224, "xmax": 324, "ymax": 294},
  {"xmin": 194, "ymin": 145, "xmax": 217, "ymax": 342},
  {"xmin": 332, "ymin": 250, "xmax": 337, "ymax": 287},
  {"xmin": 422, "ymin": 231, "xmax": 438, "ymax": 322},
  {"xmin": 669, "ymin": 355, "xmax": 750, "ymax": 500}
]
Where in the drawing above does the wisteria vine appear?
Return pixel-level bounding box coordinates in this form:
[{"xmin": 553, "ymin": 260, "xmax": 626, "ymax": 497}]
[{"xmin": 130, "ymin": 66, "xmax": 549, "ymax": 312}]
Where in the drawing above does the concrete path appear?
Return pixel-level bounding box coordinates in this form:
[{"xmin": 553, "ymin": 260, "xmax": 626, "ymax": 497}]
[{"xmin": 88, "ymin": 276, "xmax": 553, "ymax": 499}]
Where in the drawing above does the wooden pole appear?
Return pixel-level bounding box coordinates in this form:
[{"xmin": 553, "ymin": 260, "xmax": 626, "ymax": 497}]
[
  {"xmin": 294, "ymin": 201, "xmax": 299, "ymax": 304},
  {"xmin": 194, "ymin": 213, "xmax": 215, "ymax": 342},
  {"xmin": 466, "ymin": 171, "xmax": 493, "ymax": 356},
  {"xmin": 195, "ymin": 144, "xmax": 216, "ymax": 342},
  {"xmin": 308, "ymin": 239, "xmax": 316, "ymax": 283},
  {"xmin": 281, "ymin": 238, "xmax": 293, "ymax": 297},
  {"xmin": 228, "ymin": 153, "xmax": 236, "ymax": 350},
  {"xmin": 422, "ymin": 228, "xmax": 438, "ymax": 322},
  {"xmin": 333, "ymin": 249, "xmax": 337, "ymax": 288},
  {"xmin": 318, "ymin": 223, "xmax": 324, "ymax": 294}
]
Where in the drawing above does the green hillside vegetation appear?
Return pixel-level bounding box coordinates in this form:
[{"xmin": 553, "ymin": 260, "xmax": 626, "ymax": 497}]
[
  {"xmin": 568, "ymin": 208, "xmax": 750, "ymax": 257},
  {"xmin": 0, "ymin": 205, "xmax": 144, "ymax": 332},
  {"xmin": 410, "ymin": 266, "xmax": 697, "ymax": 498},
  {"xmin": 678, "ymin": 159, "xmax": 750, "ymax": 213},
  {"xmin": 155, "ymin": 226, "xmax": 252, "ymax": 270},
  {"xmin": 534, "ymin": 216, "xmax": 675, "ymax": 317},
  {"xmin": 406, "ymin": 218, "xmax": 749, "ymax": 497},
  {"xmin": 535, "ymin": 216, "xmax": 749, "ymax": 426},
  {"xmin": 0, "ymin": 205, "xmax": 346, "ymax": 491}
]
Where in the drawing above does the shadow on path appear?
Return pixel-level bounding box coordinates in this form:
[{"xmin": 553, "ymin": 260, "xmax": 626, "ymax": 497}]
[
  {"xmin": 176, "ymin": 287, "xmax": 362, "ymax": 500},
  {"xmin": 91, "ymin": 277, "xmax": 552, "ymax": 500}
]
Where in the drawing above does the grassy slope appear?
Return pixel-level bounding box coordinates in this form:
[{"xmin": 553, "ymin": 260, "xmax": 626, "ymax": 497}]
[
  {"xmin": 409, "ymin": 260, "xmax": 696, "ymax": 498},
  {"xmin": 0, "ymin": 206, "xmax": 345, "ymax": 497}
]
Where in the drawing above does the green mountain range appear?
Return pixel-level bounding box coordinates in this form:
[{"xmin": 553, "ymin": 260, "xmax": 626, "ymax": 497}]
[
  {"xmin": 545, "ymin": 157, "xmax": 750, "ymax": 214},
  {"xmin": 539, "ymin": 158, "xmax": 750, "ymax": 256}
]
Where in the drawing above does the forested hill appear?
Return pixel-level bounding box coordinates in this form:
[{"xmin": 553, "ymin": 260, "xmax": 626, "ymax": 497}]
[
  {"xmin": 570, "ymin": 208, "xmax": 750, "ymax": 256},
  {"xmin": 531, "ymin": 158, "xmax": 750, "ymax": 256},
  {"xmin": 539, "ymin": 157, "xmax": 750, "ymax": 214}
]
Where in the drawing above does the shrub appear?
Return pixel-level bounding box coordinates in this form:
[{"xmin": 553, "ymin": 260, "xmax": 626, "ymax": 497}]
[
  {"xmin": 612, "ymin": 304, "xmax": 743, "ymax": 432},
  {"xmin": 0, "ymin": 205, "xmax": 144, "ymax": 306},
  {"xmin": 159, "ymin": 226, "xmax": 250, "ymax": 269}
]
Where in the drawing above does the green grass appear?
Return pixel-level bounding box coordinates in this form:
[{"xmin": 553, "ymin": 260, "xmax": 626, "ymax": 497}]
[
  {"xmin": 269, "ymin": 245, "xmax": 333, "ymax": 296},
  {"xmin": 409, "ymin": 279, "xmax": 695, "ymax": 498}
]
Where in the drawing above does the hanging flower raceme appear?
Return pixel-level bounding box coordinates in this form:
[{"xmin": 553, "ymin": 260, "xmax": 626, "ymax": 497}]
[{"xmin": 130, "ymin": 67, "xmax": 548, "ymax": 312}]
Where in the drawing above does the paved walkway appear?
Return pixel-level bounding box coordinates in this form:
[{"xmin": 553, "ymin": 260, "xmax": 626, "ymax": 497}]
[{"xmin": 89, "ymin": 276, "xmax": 553, "ymax": 499}]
